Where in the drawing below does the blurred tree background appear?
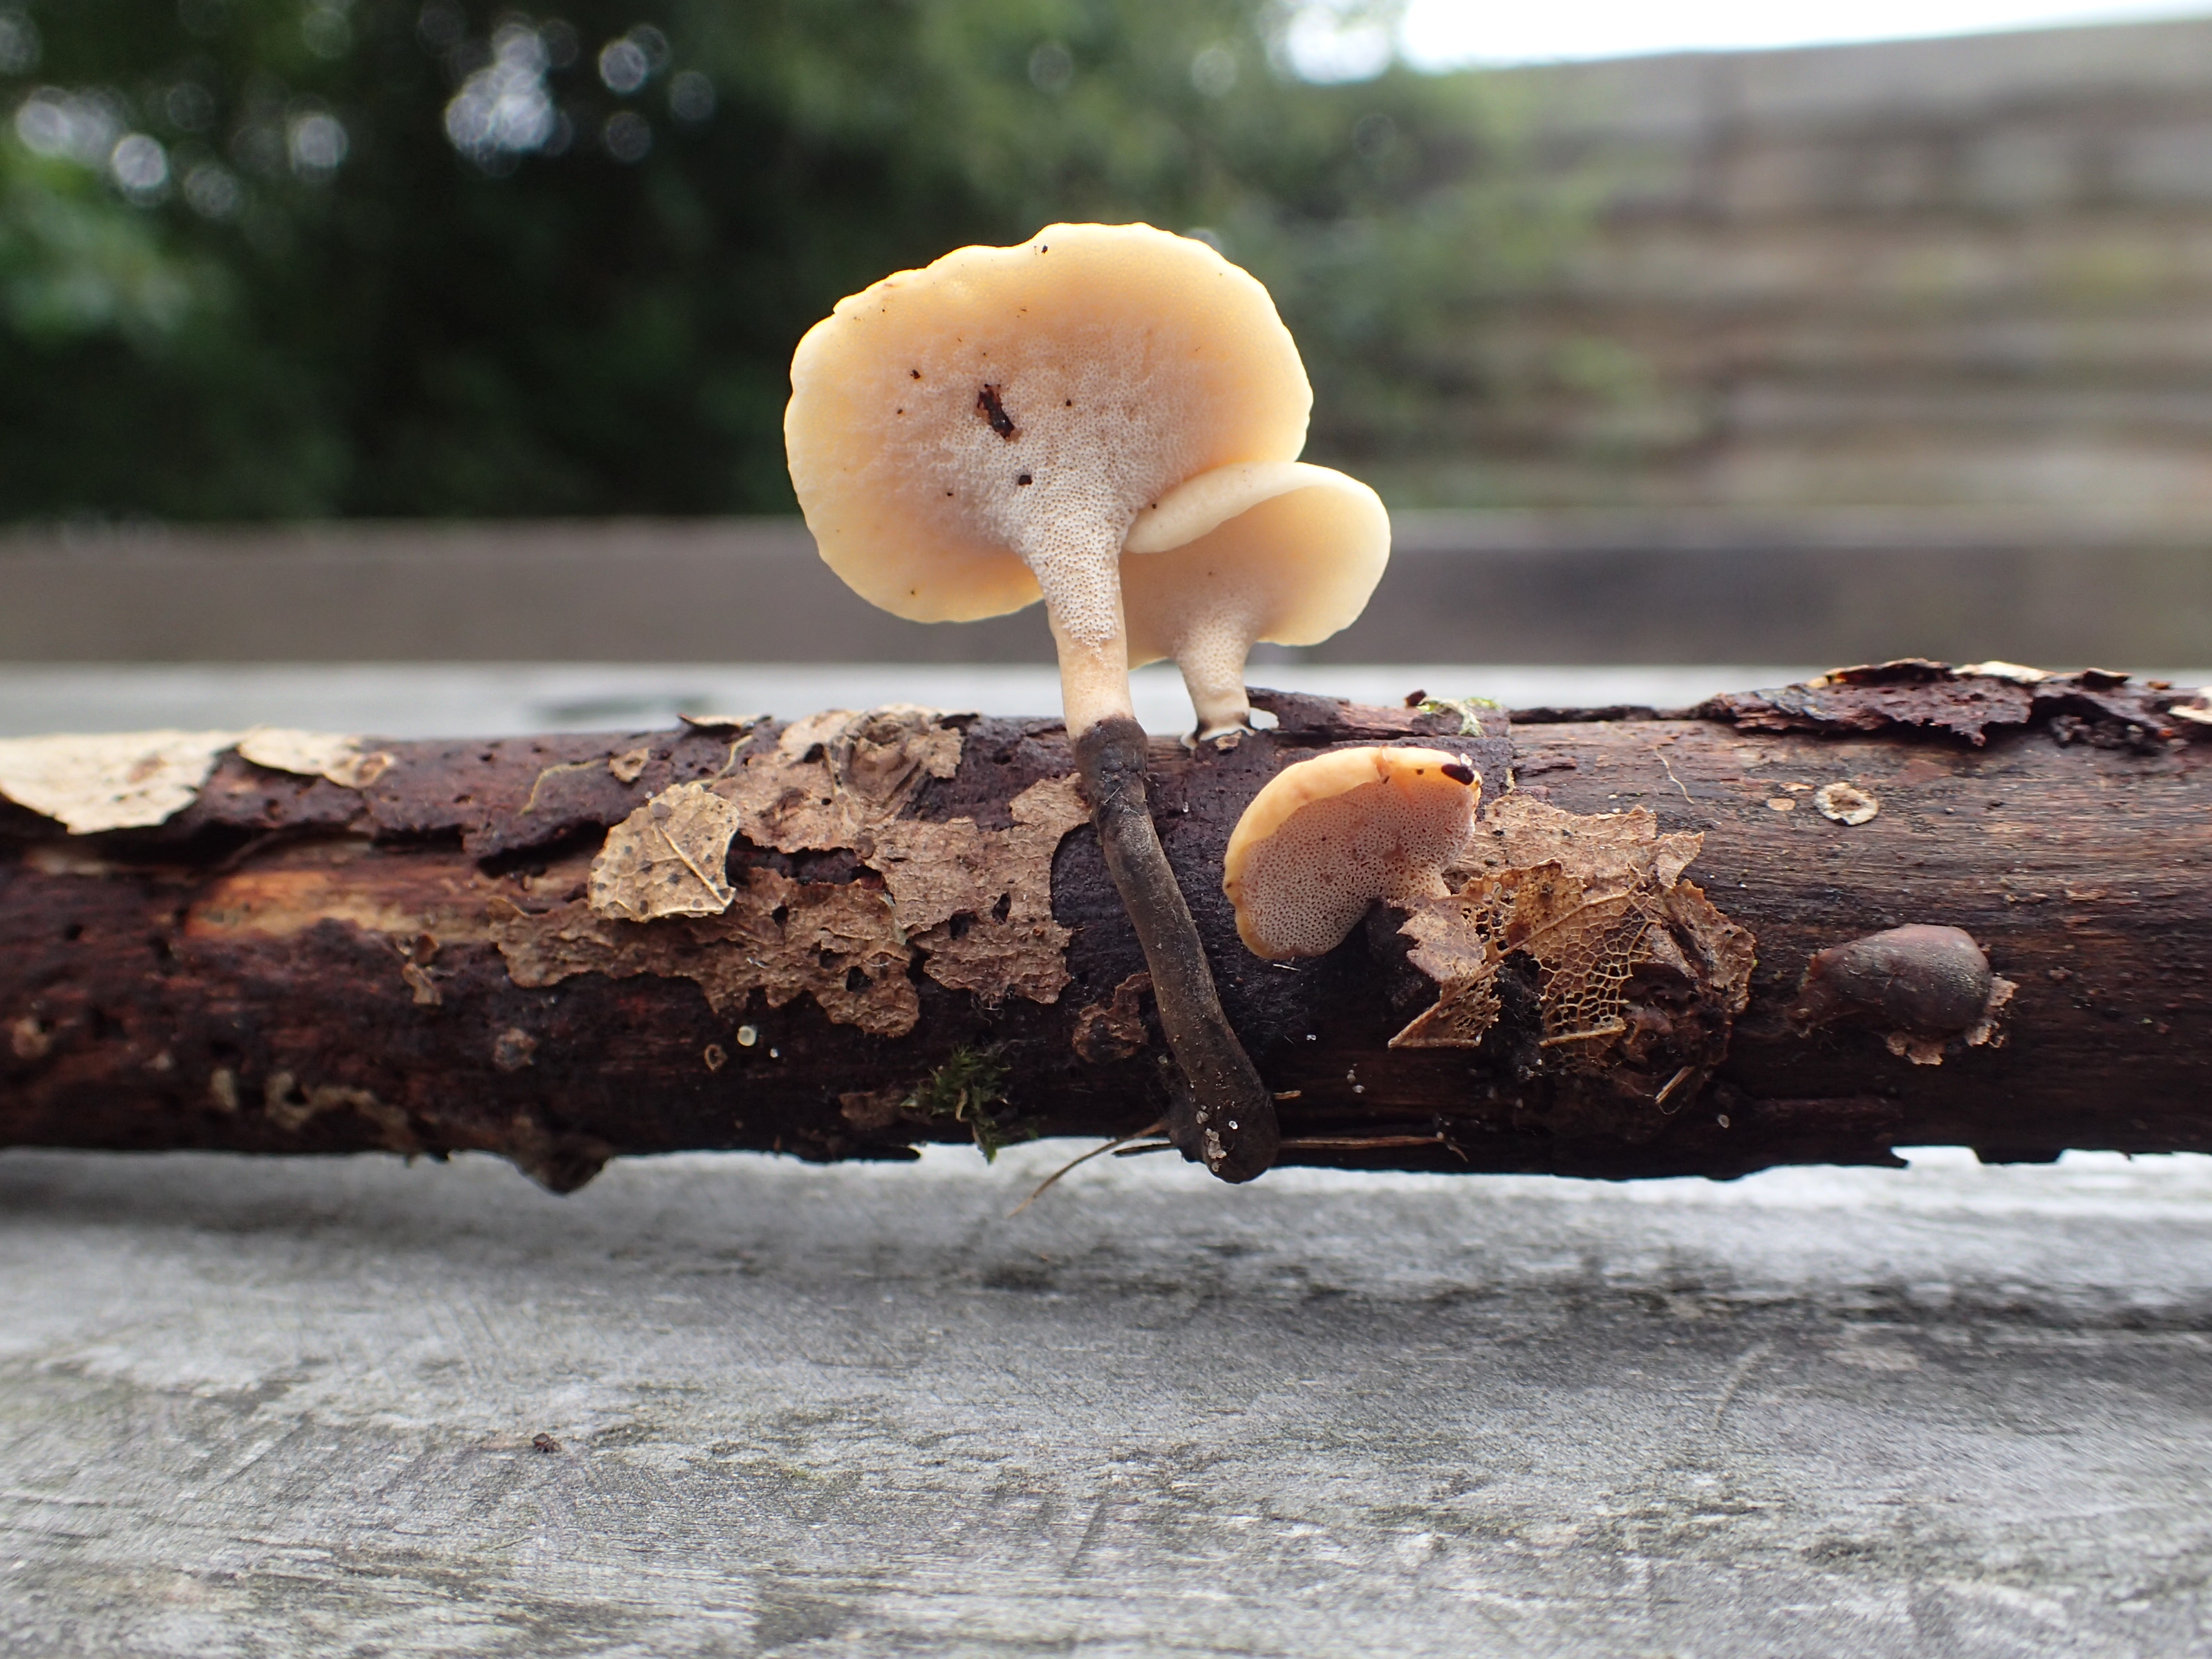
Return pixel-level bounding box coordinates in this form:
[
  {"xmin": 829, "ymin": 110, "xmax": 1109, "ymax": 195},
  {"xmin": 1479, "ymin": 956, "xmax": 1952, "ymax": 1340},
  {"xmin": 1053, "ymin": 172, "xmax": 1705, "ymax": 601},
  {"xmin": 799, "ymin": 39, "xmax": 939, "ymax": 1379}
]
[{"xmin": 0, "ymin": 0, "xmax": 1586, "ymax": 519}]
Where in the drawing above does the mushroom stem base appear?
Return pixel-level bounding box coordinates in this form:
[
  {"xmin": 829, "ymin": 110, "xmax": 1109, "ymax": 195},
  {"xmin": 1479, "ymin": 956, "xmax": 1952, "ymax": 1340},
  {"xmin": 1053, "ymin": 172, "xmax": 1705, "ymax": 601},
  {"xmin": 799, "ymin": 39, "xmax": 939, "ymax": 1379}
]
[{"xmin": 1074, "ymin": 717, "xmax": 1280, "ymax": 1182}]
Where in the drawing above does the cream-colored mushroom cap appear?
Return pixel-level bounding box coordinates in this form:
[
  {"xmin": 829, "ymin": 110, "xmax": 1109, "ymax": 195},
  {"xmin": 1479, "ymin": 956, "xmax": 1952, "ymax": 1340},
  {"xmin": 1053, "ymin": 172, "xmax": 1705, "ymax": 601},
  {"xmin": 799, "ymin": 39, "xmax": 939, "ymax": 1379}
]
[
  {"xmin": 785, "ymin": 223, "xmax": 1311, "ymax": 732},
  {"xmin": 1121, "ymin": 461, "xmax": 1389, "ymax": 737},
  {"xmin": 1224, "ymin": 746, "xmax": 1481, "ymax": 961}
]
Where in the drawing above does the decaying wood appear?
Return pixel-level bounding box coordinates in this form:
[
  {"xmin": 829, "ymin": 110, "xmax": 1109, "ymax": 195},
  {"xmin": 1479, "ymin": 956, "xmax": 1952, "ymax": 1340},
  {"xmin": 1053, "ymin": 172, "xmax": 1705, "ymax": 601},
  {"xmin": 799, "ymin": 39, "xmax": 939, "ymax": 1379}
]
[{"xmin": 2, "ymin": 662, "xmax": 2208, "ymax": 1192}]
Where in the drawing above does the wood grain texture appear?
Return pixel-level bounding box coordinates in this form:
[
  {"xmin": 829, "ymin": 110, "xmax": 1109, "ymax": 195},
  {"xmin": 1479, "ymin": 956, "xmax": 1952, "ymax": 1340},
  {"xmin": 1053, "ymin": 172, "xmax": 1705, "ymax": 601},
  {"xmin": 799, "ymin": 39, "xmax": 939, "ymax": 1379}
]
[{"xmin": 3, "ymin": 668, "xmax": 2206, "ymax": 1189}]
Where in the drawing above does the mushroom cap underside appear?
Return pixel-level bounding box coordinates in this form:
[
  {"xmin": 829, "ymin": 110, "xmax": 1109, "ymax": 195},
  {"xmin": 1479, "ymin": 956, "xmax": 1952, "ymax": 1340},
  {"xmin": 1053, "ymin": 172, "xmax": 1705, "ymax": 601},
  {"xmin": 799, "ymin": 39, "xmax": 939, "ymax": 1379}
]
[
  {"xmin": 785, "ymin": 222, "xmax": 1311, "ymax": 624},
  {"xmin": 1121, "ymin": 462, "xmax": 1391, "ymax": 665},
  {"xmin": 1224, "ymin": 745, "xmax": 1481, "ymax": 961}
]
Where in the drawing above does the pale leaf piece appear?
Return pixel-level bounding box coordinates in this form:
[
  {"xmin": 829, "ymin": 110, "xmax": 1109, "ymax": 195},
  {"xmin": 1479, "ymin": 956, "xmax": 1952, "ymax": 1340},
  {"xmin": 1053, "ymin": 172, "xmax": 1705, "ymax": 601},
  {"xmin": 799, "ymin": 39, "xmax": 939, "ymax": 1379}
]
[
  {"xmin": 237, "ymin": 728, "xmax": 395, "ymax": 789},
  {"xmin": 1454, "ymin": 795, "xmax": 1702, "ymax": 893},
  {"xmin": 589, "ymin": 782, "xmax": 742, "ymax": 921},
  {"xmin": 0, "ymin": 729, "xmax": 244, "ymax": 833}
]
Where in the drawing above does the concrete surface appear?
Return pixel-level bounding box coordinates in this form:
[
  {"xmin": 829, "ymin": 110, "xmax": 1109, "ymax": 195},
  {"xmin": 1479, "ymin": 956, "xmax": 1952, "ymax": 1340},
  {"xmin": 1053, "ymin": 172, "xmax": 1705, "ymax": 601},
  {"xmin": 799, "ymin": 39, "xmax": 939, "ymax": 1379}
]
[
  {"xmin": 2, "ymin": 1143, "xmax": 2209, "ymax": 1658},
  {"xmin": 0, "ymin": 662, "xmax": 1831, "ymax": 742}
]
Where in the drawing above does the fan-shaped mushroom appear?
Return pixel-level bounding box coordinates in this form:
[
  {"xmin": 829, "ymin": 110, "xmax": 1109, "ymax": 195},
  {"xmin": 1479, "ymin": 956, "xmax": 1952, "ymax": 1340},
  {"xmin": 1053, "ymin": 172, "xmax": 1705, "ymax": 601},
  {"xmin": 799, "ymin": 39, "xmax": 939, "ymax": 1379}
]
[
  {"xmin": 786, "ymin": 222, "xmax": 1318, "ymax": 1181},
  {"xmin": 1224, "ymin": 747, "xmax": 1482, "ymax": 961},
  {"xmin": 1122, "ymin": 460, "xmax": 1390, "ymax": 740}
]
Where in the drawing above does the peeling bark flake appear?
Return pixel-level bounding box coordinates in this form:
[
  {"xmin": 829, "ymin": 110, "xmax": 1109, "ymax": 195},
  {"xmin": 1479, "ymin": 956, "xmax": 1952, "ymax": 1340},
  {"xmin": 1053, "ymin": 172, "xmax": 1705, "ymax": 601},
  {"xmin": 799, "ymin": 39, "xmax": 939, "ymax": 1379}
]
[
  {"xmin": 728, "ymin": 705, "xmax": 965, "ymax": 852},
  {"xmin": 492, "ymin": 868, "xmax": 919, "ymax": 1038},
  {"xmin": 870, "ymin": 775, "xmax": 1089, "ymax": 1006}
]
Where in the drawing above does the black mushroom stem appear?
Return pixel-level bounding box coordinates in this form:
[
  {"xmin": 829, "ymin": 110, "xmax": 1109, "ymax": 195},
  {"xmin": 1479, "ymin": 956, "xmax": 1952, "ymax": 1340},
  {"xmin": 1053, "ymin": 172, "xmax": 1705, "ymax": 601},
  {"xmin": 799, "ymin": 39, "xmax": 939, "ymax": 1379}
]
[{"xmin": 1075, "ymin": 717, "xmax": 1280, "ymax": 1182}]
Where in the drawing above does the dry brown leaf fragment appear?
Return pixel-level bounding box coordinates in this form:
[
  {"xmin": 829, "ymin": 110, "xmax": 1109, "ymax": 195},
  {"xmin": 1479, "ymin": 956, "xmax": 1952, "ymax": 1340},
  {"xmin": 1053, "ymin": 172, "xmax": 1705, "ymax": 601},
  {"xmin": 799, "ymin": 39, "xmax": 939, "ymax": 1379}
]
[
  {"xmin": 1386, "ymin": 974, "xmax": 1503, "ymax": 1049},
  {"xmin": 1391, "ymin": 796, "xmax": 1751, "ymax": 1059},
  {"xmin": 772, "ymin": 878, "xmax": 919, "ymax": 1033},
  {"xmin": 1073, "ymin": 972, "xmax": 1154, "ymax": 1063},
  {"xmin": 1455, "ymin": 795, "xmax": 1701, "ymax": 893},
  {"xmin": 919, "ymin": 915, "xmax": 1074, "ymax": 1006},
  {"xmin": 832, "ymin": 704, "xmax": 965, "ymax": 806},
  {"xmin": 507, "ymin": 706, "xmax": 1076, "ymax": 1022},
  {"xmin": 589, "ymin": 782, "xmax": 742, "ymax": 921}
]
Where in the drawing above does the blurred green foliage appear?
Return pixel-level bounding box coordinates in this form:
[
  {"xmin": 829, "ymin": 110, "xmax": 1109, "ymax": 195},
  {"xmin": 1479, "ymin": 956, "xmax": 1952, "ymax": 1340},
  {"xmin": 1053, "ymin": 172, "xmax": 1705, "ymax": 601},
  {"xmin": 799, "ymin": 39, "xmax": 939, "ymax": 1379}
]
[{"xmin": 0, "ymin": 0, "xmax": 1584, "ymax": 518}]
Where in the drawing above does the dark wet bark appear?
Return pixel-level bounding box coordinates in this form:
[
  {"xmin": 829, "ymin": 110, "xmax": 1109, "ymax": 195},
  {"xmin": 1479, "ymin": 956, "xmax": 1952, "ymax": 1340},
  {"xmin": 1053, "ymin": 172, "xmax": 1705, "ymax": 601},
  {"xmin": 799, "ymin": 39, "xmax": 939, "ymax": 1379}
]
[{"xmin": 3, "ymin": 666, "xmax": 2208, "ymax": 1192}]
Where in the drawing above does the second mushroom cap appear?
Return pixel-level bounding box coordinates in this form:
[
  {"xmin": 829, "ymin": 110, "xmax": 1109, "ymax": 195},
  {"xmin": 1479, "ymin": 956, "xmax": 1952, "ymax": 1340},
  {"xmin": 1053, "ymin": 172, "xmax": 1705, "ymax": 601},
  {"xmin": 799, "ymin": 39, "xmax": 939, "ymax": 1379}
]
[
  {"xmin": 1121, "ymin": 460, "xmax": 1391, "ymax": 740},
  {"xmin": 1224, "ymin": 745, "xmax": 1482, "ymax": 961}
]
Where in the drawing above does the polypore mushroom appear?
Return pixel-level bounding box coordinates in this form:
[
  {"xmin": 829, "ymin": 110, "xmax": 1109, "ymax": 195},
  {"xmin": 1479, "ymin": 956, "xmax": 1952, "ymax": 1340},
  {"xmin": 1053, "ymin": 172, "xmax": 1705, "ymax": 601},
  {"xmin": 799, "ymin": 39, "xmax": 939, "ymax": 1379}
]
[
  {"xmin": 1121, "ymin": 460, "xmax": 1390, "ymax": 740},
  {"xmin": 786, "ymin": 222, "xmax": 1321, "ymax": 1181},
  {"xmin": 1224, "ymin": 747, "xmax": 1482, "ymax": 961}
]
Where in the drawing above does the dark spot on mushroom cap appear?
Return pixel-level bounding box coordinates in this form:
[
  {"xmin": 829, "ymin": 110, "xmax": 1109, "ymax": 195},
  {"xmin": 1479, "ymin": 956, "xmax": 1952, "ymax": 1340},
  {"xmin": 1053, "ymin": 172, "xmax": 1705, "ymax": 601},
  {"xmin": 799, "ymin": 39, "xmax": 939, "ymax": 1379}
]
[
  {"xmin": 1017, "ymin": 472, "xmax": 1033, "ymax": 486},
  {"xmin": 910, "ymin": 368, "xmax": 921, "ymax": 379},
  {"xmin": 977, "ymin": 384, "xmax": 1018, "ymax": 440},
  {"xmin": 1441, "ymin": 762, "xmax": 1475, "ymax": 785}
]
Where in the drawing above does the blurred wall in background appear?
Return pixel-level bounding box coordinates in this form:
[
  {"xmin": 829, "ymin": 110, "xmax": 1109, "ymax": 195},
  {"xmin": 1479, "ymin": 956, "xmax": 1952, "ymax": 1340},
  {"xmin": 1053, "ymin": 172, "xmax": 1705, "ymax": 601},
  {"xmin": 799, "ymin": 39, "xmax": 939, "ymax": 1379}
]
[{"xmin": 1369, "ymin": 17, "xmax": 2212, "ymax": 514}]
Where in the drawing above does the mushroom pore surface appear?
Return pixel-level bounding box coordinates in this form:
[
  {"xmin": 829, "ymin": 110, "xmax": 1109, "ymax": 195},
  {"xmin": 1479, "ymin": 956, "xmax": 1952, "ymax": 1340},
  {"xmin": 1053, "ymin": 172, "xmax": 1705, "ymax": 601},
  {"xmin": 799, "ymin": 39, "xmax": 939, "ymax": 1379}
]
[
  {"xmin": 1224, "ymin": 747, "xmax": 1481, "ymax": 961},
  {"xmin": 785, "ymin": 224, "xmax": 1310, "ymax": 710}
]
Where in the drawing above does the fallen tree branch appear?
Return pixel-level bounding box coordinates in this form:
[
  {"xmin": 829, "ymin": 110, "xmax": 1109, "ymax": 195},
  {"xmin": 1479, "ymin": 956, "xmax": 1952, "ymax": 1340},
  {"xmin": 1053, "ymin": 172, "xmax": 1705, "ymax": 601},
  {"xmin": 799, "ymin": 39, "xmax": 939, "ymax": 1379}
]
[{"xmin": 2, "ymin": 662, "xmax": 2207, "ymax": 1191}]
